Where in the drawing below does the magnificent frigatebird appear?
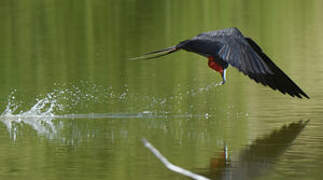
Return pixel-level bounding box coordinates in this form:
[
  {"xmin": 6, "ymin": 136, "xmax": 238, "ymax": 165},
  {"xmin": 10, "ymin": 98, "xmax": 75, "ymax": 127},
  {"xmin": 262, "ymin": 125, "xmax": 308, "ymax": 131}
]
[{"xmin": 132, "ymin": 27, "xmax": 309, "ymax": 99}]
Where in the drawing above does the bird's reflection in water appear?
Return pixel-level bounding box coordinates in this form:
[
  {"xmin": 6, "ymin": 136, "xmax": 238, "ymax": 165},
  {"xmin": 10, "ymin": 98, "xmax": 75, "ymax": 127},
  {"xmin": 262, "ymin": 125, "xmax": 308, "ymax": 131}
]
[{"xmin": 204, "ymin": 120, "xmax": 309, "ymax": 180}]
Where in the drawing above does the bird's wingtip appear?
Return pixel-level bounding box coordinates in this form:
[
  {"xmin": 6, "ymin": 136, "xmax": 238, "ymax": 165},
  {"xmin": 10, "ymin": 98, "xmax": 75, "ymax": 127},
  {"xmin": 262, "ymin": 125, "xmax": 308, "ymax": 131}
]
[
  {"xmin": 294, "ymin": 92, "xmax": 310, "ymax": 99},
  {"xmin": 299, "ymin": 90, "xmax": 310, "ymax": 99}
]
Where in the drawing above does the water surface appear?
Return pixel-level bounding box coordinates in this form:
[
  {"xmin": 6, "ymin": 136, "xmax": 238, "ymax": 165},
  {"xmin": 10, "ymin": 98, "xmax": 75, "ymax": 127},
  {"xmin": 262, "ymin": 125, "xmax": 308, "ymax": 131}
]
[{"xmin": 0, "ymin": 0, "xmax": 322, "ymax": 180}]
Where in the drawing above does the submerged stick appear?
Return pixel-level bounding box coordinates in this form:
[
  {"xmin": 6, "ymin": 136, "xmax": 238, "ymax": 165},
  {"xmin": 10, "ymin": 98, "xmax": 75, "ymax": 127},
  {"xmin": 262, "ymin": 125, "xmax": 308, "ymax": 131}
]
[{"xmin": 142, "ymin": 138, "xmax": 210, "ymax": 180}]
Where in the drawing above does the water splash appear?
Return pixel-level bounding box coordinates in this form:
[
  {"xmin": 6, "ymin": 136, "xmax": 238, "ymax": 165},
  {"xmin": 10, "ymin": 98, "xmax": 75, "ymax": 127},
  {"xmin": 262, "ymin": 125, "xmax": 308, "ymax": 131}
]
[
  {"xmin": 0, "ymin": 82, "xmax": 116, "ymax": 140},
  {"xmin": 0, "ymin": 90, "xmax": 59, "ymax": 141},
  {"xmin": 0, "ymin": 81, "xmax": 220, "ymax": 141}
]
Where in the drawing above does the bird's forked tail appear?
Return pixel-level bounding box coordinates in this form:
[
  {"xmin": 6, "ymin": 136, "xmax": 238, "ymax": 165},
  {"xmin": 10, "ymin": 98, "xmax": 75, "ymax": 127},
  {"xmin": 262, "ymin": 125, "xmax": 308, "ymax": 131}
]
[{"xmin": 129, "ymin": 46, "xmax": 179, "ymax": 60}]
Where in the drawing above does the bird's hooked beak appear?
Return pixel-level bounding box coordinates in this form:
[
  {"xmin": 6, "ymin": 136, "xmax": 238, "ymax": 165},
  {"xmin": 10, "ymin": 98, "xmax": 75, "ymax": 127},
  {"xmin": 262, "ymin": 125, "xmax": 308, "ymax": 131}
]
[{"xmin": 220, "ymin": 69, "xmax": 226, "ymax": 85}]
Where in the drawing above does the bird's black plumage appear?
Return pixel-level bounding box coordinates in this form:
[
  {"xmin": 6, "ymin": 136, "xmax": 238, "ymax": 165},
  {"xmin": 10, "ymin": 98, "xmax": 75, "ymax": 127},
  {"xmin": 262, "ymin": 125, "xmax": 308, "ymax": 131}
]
[{"xmin": 132, "ymin": 27, "xmax": 309, "ymax": 99}]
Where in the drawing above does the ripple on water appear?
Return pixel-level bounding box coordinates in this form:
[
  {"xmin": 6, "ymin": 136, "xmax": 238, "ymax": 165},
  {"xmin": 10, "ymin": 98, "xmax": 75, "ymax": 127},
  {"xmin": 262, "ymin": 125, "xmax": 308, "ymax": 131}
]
[{"xmin": 0, "ymin": 81, "xmax": 222, "ymax": 142}]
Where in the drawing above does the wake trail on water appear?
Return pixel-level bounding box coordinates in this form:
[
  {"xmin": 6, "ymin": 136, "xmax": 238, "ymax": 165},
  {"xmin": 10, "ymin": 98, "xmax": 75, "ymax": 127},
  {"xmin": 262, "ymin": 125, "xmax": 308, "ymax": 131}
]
[
  {"xmin": 0, "ymin": 90, "xmax": 61, "ymax": 140},
  {"xmin": 0, "ymin": 81, "xmax": 219, "ymax": 140}
]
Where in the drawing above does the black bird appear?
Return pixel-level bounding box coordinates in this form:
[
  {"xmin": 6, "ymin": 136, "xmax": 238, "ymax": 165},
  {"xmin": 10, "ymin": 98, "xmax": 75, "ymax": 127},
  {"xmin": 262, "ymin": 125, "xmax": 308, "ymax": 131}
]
[{"xmin": 132, "ymin": 27, "xmax": 309, "ymax": 99}]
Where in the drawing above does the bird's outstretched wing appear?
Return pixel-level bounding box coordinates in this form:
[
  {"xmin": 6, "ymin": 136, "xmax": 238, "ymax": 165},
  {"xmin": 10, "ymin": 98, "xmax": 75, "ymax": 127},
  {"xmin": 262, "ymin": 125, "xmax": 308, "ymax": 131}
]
[
  {"xmin": 184, "ymin": 29, "xmax": 309, "ymax": 98},
  {"xmin": 244, "ymin": 38, "xmax": 309, "ymax": 98}
]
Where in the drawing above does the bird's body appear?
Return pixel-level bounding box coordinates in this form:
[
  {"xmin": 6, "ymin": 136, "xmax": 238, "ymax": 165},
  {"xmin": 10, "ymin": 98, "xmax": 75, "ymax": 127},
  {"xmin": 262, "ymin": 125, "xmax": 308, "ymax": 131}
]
[{"xmin": 132, "ymin": 27, "xmax": 309, "ymax": 99}]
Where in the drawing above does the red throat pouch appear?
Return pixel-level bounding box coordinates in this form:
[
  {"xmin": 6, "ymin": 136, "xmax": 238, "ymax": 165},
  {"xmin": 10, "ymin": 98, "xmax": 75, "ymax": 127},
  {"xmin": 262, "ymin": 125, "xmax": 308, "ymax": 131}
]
[{"xmin": 208, "ymin": 57, "xmax": 224, "ymax": 73}]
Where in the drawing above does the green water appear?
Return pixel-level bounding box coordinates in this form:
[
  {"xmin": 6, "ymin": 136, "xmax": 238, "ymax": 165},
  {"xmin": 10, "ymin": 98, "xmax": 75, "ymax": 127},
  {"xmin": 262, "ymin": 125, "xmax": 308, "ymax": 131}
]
[{"xmin": 0, "ymin": 0, "xmax": 322, "ymax": 180}]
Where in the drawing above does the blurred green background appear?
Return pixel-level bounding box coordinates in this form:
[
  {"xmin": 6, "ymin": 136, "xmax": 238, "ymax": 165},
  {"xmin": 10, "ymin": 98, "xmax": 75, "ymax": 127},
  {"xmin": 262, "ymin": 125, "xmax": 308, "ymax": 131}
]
[{"xmin": 0, "ymin": 0, "xmax": 322, "ymax": 180}]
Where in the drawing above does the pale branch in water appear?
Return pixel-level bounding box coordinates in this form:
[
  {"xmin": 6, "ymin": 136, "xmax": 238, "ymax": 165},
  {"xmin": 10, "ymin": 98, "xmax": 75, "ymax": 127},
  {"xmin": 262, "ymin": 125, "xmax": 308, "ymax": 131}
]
[{"xmin": 142, "ymin": 138, "xmax": 210, "ymax": 180}]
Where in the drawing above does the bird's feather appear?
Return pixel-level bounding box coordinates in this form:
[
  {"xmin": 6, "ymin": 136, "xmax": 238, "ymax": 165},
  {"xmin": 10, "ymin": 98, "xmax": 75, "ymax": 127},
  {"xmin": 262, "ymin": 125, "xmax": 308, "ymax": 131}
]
[
  {"xmin": 131, "ymin": 28, "xmax": 309, "ymax": 99},
  {"xmin": 182, "ymin": 28, "xmax": 309, "ymax": 98},
  {"xmin": 128, "ymin": 46, "xmax": 178, "ymax": 60}
]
